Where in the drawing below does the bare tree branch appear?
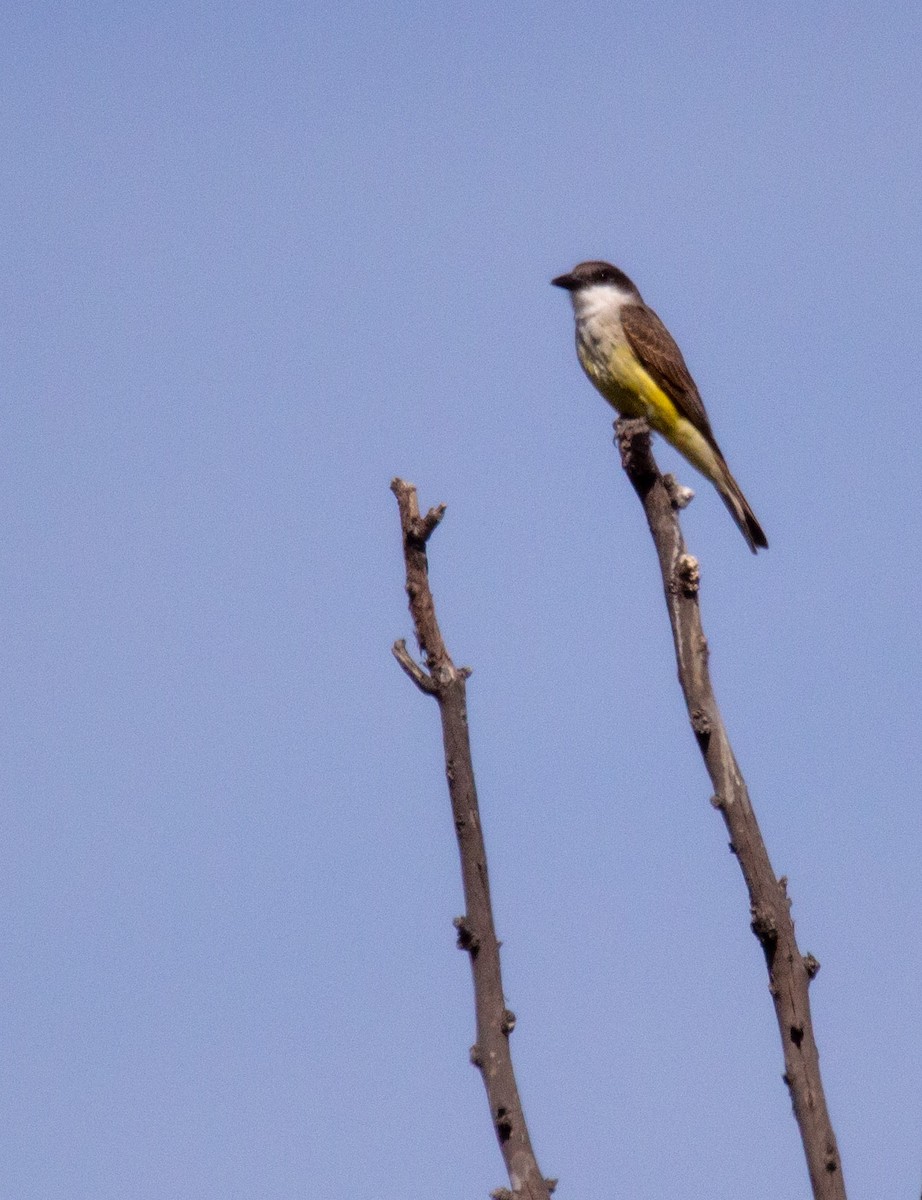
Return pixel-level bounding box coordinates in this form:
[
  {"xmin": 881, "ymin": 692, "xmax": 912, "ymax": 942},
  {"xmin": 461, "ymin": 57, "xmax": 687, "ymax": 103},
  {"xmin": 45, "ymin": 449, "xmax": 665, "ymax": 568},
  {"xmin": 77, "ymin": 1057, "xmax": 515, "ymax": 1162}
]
[
  {"xmin": 614, "ymin": 419, "xmax": 846, "ymax": 1199},
  {"xmin": 390, "ymin": 478, "xmax": 554, "ymax": 1200}
]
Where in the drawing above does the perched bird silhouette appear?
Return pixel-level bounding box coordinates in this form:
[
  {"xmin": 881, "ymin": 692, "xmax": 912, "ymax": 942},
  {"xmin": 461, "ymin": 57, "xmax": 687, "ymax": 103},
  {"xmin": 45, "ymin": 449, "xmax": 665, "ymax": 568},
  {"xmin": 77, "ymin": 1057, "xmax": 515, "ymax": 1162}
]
[{"xmin": 553, "ymin": 260, "xmax": 767, "ymax": 552}]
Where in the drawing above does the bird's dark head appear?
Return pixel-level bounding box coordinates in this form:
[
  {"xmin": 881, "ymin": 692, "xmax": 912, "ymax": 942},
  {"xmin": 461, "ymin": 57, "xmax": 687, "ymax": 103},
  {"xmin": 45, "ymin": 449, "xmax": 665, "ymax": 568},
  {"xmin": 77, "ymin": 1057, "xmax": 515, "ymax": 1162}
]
[{"xmin": 552, "ymin": 261, "xmax": 640, "ymax": 297}]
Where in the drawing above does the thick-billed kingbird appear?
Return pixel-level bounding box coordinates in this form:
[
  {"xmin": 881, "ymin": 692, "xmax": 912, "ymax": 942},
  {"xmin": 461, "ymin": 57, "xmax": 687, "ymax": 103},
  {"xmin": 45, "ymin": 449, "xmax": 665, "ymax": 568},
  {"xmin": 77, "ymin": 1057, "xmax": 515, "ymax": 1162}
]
[{"xmin": 552, "ymin": 261, "xmax": 767, "ymax": 553}]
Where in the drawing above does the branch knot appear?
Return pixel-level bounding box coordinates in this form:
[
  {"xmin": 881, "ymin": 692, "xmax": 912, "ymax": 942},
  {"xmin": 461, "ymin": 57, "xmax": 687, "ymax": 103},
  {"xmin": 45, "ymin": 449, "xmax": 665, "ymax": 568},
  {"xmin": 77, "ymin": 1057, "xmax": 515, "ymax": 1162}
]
[
  {"xmin": 676, "ymin": 553, "xmax": 700, "ymax": 596},
  {"xmin": 750, "ymin": 902, "xmax": 778, "ymax": 945},
  {"xmin": 454, "ymin": 915, "xmax": 480, "ymax": 954},
  {"xmin": 803, "ymin": 953, "xmax": 821, "ymax": 980},
  {"xmin": 663, "ymin": 473, "xmax": 695, "ymax": 511}
]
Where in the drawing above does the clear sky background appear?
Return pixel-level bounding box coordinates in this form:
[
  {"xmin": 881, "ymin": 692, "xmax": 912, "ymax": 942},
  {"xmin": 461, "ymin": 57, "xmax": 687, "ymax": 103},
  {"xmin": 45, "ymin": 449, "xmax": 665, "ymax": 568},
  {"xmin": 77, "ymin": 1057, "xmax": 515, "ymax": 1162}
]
[{"xmin": 3, "ymin": 3, "xmax": 921, "ymax": 1197}]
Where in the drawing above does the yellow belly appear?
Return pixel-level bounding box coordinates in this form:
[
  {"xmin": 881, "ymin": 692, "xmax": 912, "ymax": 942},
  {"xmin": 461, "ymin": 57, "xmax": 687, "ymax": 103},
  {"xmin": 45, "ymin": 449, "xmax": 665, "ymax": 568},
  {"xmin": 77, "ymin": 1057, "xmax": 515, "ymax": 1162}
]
[
  {"xmin": 579, "ymin": 339, "xmax": 666, "ymax": 419},
  {"xmin": 577, "ymin": 339, "xmax": 722, "ymax": 485}
]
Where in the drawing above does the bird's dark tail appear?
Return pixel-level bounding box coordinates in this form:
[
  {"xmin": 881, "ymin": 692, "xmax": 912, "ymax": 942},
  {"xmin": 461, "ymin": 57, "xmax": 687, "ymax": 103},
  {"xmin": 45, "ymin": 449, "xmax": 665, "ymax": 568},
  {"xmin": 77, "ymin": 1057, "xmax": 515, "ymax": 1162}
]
[{"xmin": 715, "ymin": 464, "xmax": 768, "ymax": 554}]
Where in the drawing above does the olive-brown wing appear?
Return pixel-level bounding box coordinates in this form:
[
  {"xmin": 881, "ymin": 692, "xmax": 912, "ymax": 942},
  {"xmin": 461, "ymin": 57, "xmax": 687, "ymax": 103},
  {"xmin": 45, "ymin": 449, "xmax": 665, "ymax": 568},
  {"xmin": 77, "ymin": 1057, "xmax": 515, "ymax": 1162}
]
[{"xmin": 621, "ymin": 303, "xmax": 715, "ymax": 441}]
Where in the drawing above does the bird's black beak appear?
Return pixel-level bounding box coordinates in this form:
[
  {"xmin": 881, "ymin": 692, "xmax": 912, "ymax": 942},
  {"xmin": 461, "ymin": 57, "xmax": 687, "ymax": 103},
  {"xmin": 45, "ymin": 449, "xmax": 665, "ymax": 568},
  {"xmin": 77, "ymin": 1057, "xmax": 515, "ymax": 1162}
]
[{"xmin": 551, "ymin": 273, "xmax": 577, "ymax": 290}]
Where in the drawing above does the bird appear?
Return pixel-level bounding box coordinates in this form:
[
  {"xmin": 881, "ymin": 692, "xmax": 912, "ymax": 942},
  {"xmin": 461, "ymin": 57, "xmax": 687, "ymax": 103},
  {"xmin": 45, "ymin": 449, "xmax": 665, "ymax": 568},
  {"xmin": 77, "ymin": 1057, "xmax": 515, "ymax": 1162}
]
[{"xmin": 552, "ymin": 260, "xmax": 767, "ymax": 553}]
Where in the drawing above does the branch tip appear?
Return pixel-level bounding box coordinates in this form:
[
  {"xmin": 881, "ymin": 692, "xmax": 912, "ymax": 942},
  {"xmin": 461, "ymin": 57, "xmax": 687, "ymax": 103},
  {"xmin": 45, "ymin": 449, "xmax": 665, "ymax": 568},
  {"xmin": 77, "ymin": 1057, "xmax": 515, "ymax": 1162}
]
[
  {"xmin": 419, "ymin": 503, "xmax": 447, "ymax": 539},
  {"xmin": 391, "ymin": 639, "xmax": 437, "ymax": 693},
  {"xmin": 389, "ymin": 477, "xmax": 418, "ymax": 517}
]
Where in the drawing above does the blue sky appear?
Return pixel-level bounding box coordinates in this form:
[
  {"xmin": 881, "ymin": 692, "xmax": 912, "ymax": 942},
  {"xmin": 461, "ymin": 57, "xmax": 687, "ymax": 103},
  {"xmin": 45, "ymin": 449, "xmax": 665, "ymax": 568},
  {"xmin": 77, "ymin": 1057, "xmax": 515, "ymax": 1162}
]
[{"xmin": 3, "ymin": 3, "xmax": 921, "ymax": 1196}]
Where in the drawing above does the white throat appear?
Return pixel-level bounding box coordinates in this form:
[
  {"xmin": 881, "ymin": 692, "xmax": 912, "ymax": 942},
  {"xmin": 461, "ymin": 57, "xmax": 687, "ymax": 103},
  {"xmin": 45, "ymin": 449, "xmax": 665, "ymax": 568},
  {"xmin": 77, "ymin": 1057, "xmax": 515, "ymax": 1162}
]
[{"xmin": 570, "ymin": 282, "xmax": 638, "ymax": 324}]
